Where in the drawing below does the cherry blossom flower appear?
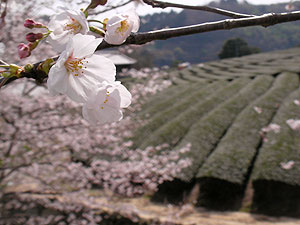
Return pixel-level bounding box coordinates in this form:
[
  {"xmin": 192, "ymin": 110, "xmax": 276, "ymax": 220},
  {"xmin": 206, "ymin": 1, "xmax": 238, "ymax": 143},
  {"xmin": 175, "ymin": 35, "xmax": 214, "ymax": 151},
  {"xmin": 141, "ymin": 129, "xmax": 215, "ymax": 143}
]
[
  {"xmin": 47, "ymin": 9, "xmax": 89, "ymax": 52},
  {"xmin": 286, "ymin": 119, "xmax": 300, "ymax": 131},
  {"xmin": 285, "ymin": 3, "xmax": 295, "ymax": 11},
  {"xmin": 261, "ymin": 123, "xmax": 281, "ymax": 134},
  {"xmin": 47, "ymin": 34, "xmax": 116, "ymax": 103},
  {"xmin": 280, "ymin": 160, "xmax": 295, "ymax": 170},
  {"xmin": 104, "ymin": 8, "xmax": 140, "ymax": 45},
  {"xmin": 82, "ymin": 81, "xmax": 131, "ymax": 124},
  {"xmin": 293, "ymin": 99, "xmax": 300, "ymax": 106},
  {"xmin": 253, "ymin": 106, "xmax": 262, "ymax": 114}
]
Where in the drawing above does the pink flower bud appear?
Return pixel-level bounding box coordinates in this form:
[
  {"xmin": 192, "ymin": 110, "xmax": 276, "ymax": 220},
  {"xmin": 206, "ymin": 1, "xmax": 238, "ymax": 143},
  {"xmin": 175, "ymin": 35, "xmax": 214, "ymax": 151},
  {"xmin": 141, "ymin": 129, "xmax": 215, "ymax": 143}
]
[
  {"xmin": 89, "ymin": 0, "xmax": 107, "ymax": 8},
  {"xmin": 24, "ymin": 19, "xmax": 44, "ymax": 29},
  {"xmin": 26, "ymin": 33, "xmax": 43, "ymax": 42},
  {"xmin": 18, "ymin": 43, "xmax": 31, "ymax": 59}
]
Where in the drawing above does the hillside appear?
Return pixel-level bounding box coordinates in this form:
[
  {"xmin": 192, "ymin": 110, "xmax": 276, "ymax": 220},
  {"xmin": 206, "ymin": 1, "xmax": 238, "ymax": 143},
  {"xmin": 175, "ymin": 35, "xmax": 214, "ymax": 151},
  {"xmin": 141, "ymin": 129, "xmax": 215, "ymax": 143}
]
[
  {"xmin": 3, "ymin": 47, "xmax": 300, "ymax": 224},
  {"xmin": 130, "ymin": 0, "xmax": 300, "ymax": 67}
]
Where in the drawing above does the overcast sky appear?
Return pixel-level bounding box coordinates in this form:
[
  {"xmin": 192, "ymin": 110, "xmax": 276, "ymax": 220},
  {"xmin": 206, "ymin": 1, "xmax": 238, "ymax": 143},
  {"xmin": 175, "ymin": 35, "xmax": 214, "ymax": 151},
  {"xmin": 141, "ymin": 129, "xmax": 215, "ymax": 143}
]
[
  {"xmin": 135, "ymin": 0, "xmax": 294, "ymax": 15},
  {"xmin": 38, "ymin": 0, "xmax": 295, "ymax": 18}
]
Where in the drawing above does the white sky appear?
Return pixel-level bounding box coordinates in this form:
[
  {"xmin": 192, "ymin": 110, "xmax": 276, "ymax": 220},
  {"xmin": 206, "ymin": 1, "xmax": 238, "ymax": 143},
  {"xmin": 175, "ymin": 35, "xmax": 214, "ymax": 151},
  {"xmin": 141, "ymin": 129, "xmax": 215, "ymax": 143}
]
[
  {"xmin": 135, "ymin": 0, "xmax": 294, "ymax": 15},
  {"xmin": 34, "ymin": 0, "xmax": 295, "ymax": 18}
]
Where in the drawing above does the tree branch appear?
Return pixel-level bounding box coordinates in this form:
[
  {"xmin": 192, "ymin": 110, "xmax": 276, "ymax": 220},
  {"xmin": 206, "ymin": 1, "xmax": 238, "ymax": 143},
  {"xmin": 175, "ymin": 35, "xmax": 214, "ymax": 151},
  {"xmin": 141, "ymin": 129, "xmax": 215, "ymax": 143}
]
[
  {"xmin": 2, "ymin": 10, "xmax": 300, "ymax": 86},
  {"xmin": 97, "ymin": 11, "xmax": 300, "ymax": 49},
  {"xmin": 142, "ymin": 0, "xmax": 255, "ymax": 19},
  {"xmin": 89, "ymin": 0, "xmax": 132, "ymax": 15}
]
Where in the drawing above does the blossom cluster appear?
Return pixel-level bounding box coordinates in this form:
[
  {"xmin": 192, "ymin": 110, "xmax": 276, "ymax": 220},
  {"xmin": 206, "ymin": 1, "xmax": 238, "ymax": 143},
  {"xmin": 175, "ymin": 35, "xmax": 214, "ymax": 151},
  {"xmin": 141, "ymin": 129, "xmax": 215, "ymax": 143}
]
[
  {"xmin": 0, "ymin": 66, "xmax": 191, "ymax": 224},
  {"xmin": 3, "ymin": 192, "xmax": 103, "ymax": 225},
  {"xmin": 18, "ymin": 5, "xmax": 140, "ymax": 124}
]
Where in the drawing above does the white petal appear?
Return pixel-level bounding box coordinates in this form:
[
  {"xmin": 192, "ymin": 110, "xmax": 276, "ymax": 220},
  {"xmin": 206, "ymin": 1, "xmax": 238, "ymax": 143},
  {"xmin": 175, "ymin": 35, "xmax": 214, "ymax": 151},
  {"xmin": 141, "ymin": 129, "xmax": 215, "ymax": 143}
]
[
  {"xmin": 82, "ymin": 104, "xmax": 98, "ymax": 123},
  {"xmin": 47, "ymin": 10, "xmax": 89, "ymax": 52},
  {"xmin": 48, "ymin": 13, "xmax": 69, "ymax": 31},
  {"xmin": 47, "ymin": 65, "xmax": 69, "ymax": 96},
  {"xmin": 47, "ymin": 32, "xmax": 72, "ymax": 52},
  {"xmin": 82, "ymin": 84, "xmax": 125, "ymax": 124},
  {"xmin": 106, "ymin": 87, "xmax": 122, "ymax": 108},
  {"xmin": 107, "ymin": 15, "xmax": 125, "ymax": 26},
  {"xmin": 83, "ymin": 105, "xmax": 123, "ymax": 124},
  {"xmin": 58, "ymin": 47, "xmax": 73, "ymax": 67},
  {"xmin": 65, "ymin": 74, "xmax": 96, "ymax": 103},
  {"xmin": 66, "ymin": 10, "xmax": 89, "ymax": 34},
  {"xmin": 82, "ymin": 54, "xmax": 116, "ymax": 83},
  {"xmin": 116, "ymin": 83, "xmax": 132, "ymax": 108},
  {"xmin": 104, "ymin": 16, "xmax": 134, "ymax": 45},
  {"xmin": 72, "ymin": 34, "xmax": 103, "ymax": 58},
  {"xmin": 124, "ymin": 8, "xmax": 140, "ymax": 32},
  {"xmin": 100, "ymin": 106, "xmax": 123, "ymax": 123}
]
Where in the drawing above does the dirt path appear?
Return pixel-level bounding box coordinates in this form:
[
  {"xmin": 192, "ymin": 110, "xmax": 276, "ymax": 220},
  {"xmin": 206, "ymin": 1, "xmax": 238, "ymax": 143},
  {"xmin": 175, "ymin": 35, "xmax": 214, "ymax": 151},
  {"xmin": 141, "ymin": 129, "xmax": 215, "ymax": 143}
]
[{"xmin": 5, "ymin": 184, "xmax": 300, "ymax": 225}]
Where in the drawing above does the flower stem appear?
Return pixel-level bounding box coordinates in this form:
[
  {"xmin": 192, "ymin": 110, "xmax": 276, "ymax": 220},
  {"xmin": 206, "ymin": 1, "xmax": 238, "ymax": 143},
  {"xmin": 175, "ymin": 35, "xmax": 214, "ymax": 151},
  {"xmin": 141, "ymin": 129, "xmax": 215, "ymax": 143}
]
[
  {"xmin": 89, "ymin": 26, "xmax": 105, "ymax": 36},
  {"xmin": 88, "ymin": 19, "xmax": 105, "ymax": 25}
]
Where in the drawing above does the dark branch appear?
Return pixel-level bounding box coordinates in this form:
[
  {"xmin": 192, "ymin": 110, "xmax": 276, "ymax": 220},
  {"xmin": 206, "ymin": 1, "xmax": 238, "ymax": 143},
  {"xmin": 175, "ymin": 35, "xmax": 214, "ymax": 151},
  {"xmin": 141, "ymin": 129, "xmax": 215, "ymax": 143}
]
[
  {"xmin": 97, "ymin": 11, "xmax": 300, "ymax": 49},
  {"xmin": 2, "ymin": 10, "xmax": 300, "ymax": 86},
  {"xmin": 142, "ymin": 0, "xmax": 255, "ymax": 19}
]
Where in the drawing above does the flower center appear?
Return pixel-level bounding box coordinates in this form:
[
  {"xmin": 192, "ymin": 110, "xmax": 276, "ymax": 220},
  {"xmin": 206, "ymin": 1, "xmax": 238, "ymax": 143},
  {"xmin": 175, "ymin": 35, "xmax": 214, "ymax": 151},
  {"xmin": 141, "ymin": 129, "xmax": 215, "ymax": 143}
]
[
  {"xmin": 64, "ymin": 55, "xmax": 88, "ymax": 77},
  {"xmin": 64, "ymin": 17, "xmax": 82, "ymax": 34},
  {"xmin": 100, "ymin": 91, "xmax": 110, "ymax": 110},
  {"xmin": 115, "ymin": 20, "xmax": 129, "ymax": 36}
]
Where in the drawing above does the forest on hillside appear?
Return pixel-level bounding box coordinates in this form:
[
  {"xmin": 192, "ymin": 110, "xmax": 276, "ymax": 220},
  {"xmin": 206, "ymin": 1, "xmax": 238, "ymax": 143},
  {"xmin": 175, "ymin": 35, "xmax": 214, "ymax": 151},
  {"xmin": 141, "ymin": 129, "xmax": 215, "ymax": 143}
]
[{"xmin": 127, "ymin": 0, "xmax": 300, "ymax": 67}]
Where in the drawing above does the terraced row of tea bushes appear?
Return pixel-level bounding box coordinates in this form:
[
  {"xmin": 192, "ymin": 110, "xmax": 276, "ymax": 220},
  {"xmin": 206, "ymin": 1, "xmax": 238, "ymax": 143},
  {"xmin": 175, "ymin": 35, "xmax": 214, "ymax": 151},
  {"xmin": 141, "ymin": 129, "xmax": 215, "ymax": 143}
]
[
  {"xmin": 134, "ymin": 80, "xmax": 227, "ymax": 147},
  {"xmin": 252, "ymin": 87, "xmax": 300, "ymax": 217},
  {"xmin": 196, "ymin": 72, "xmax": 299, "ymax": 210},
  {"xmin": 138, "ymin": 77, "xmax": 250, "ymax": 149},
  {"xmin": 175, "ymin": 75, "xmax": 274, "ymax": 182},
  {"xmin": 139, "ymin": 80, "xmax": 207, "ymax": 119}
]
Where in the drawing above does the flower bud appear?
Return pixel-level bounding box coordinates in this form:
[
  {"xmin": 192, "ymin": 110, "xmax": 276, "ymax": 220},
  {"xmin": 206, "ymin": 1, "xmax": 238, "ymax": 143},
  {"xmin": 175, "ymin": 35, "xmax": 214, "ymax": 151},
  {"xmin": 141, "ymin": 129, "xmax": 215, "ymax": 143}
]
[
  {"xmin": 17, "ymin": 43, "xmax": 31, "ymax": 59},
  {"xmin": 88, "ymin": 0, "xmax": 107, "ymax": 9},
  {"xmin": 28, "ymin": 41, "xmax": 38, "ymax": 51},
  {"xmin": 24, "ymin": 19, "xmax": 45, "ymax": 29},
  {"xmin": 26, "ymin": 33, "xmax": 43, "ymax": 42},
  {"xmin": 24, "ymin": 63, "xmax": 34, "ymax": 73},
  {"xmin": 38, "ymin": 58, "xmax": 54, "ymax": 75}
]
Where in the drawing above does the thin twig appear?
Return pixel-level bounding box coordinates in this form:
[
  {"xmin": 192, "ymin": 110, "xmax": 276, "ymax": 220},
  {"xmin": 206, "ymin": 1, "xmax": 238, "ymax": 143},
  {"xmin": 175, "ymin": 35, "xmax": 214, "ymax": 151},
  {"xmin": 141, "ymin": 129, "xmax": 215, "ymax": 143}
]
[
  {"xmin": 2, "ymin": 10, "xmax": 300, "ymax": 86},
  {"xmin": 0, "ymin": 77, "xmax": 8, "ymax": 88},
  {"xmin": 89, "ymin": 0, "xmax": 132, "ymax": 15},
  {"xmin": 0, "ymin": 59, "xmax": 8, "ymax": 65},
  {"xmin": 142, "ymin": 0, "xmax": 255, "ymax": 19}
]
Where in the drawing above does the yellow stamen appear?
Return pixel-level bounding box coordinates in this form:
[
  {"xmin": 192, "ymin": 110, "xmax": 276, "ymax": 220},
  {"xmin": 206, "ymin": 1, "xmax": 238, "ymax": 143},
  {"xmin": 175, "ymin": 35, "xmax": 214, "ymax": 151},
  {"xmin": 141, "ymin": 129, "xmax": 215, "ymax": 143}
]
[
  {"xmin": 64, "ymin": 17, "xmax": 82, "ymax": 34},
  {"xmin": 65, "ymin": 56, "xmax": 88, "ymax": 77},
  {"xmin": 101, "ymin": 93, "xmax": 110, "ymax": 109},
  {"xmin": 115, "ymin": 20, "xmax": 129, "ymax": 36}
]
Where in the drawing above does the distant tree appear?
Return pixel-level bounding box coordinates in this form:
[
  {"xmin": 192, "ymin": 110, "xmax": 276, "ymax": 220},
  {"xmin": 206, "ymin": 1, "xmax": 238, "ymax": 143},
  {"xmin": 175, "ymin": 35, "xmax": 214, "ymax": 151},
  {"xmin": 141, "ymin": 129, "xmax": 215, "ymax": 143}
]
[
  {"xmin": 218, "ymin": 38, "xmax": 261, "ymax": 59},
  {"xmin": 218, "ymin": 38, "xmax": 260, "ymax": 59}
]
